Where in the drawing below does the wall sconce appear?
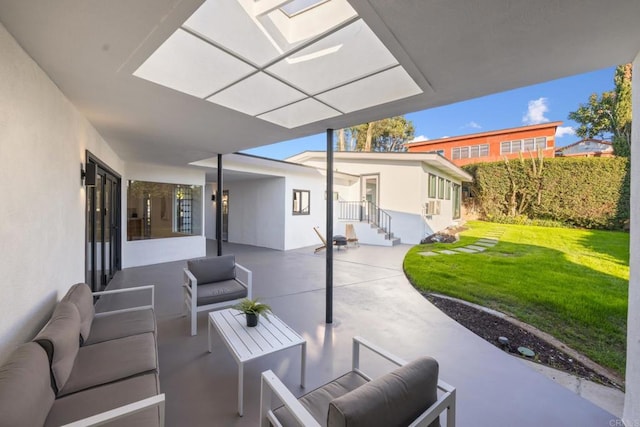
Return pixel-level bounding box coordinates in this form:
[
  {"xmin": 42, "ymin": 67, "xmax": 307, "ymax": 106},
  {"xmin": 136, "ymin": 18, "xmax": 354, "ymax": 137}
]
[
  {"xmin": 81, "ymin": 162, "xmax": 97, "ymax": 187},
  {"xmin": 211, "ymin": 194, "xmax": 216, "ymax": 202}
]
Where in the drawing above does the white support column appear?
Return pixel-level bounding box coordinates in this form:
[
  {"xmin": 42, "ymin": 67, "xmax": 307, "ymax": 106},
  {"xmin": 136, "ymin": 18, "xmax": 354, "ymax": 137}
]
[{"xmin": 624, "ymin": 51, "xmax": 640, "ymax": 426}]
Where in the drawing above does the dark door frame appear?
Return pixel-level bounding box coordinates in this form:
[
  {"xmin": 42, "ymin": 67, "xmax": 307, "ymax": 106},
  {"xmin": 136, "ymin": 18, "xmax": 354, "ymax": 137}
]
[{"xmin": 85, "ymin": 150, "xmax": 122, "ymax": 291}]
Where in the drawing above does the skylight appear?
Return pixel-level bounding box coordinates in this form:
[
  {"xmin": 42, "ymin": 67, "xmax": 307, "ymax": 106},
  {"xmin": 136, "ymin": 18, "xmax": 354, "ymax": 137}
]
[
  {"xmin": 279, "ymin": 0, "xmax": 329, "ymax": 17},
  {"xmin": 133, "ymin": 0, "xmax": 423, "ymax": 128}
]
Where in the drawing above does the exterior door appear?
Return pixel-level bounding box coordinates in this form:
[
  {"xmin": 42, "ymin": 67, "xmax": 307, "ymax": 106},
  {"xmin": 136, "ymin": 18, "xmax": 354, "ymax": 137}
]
[
  {"xmin": 361, "ymin": 175, "xmax": 379, "ymax": 221},
  {"xmin": 85, "ymin": 153, "xmax": 121, "ymax": 292}
]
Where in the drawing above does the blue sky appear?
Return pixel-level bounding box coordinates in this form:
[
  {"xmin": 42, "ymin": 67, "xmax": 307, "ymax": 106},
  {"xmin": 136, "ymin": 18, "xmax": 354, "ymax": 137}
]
[{"xmin": 244, "ymin": 66, "xmax": 617, "ymax": 160}]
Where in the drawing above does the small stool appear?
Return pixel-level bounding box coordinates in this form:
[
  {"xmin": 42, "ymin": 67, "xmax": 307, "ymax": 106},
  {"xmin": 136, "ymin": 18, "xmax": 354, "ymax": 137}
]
[{"xmin": 333, "ymin": 235, "xmax": 347, "ymax": 250}]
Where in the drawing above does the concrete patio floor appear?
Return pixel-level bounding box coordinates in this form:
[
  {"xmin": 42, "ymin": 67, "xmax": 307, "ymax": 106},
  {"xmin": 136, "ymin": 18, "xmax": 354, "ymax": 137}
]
[{"xmin": 107, "ymin": 241, "xmax": 621, "ymax": 426}]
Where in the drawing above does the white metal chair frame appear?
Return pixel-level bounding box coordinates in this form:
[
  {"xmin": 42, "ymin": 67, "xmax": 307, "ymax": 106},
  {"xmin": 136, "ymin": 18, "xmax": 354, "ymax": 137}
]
[
  {"xmin": 61, "ymin": 394, "xmax": 165, "ymax": 427},
  {"xmin": 260, "ymin": 336, "xmax": 456, "ymax": 427},
  {"xmin": 183, "ymin": 264, "xmax": 252, "ymax": 335}
]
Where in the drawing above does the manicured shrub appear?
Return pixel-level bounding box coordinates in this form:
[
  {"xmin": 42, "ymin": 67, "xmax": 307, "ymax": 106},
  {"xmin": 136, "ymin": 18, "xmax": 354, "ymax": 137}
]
[{"xmin": 464, "ymin": 157, "xmax": 630, "ymax": 230}]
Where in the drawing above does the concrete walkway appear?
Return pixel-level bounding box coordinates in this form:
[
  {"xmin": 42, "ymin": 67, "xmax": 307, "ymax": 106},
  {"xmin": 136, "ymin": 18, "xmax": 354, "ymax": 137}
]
[{"xmin": 107, "ymin": 241, "xmax": 621, "ymax": 426}]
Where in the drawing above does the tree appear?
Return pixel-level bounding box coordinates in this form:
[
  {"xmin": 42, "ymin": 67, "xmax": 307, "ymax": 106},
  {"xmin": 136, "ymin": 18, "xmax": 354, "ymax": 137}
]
[
  {"xmin": 567, "ymin": 63, "xmax": 632, "ymax": 156},
  {"xmin": 337, "ymin": 116, "xmax": 415, "ymax": 152}
]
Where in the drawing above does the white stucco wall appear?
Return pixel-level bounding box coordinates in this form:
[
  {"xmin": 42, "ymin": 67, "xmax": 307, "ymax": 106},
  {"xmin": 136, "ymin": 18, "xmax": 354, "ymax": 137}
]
[
  {"xmin": 122, "ymin": 162, "xmax": 206, "ymax": 267},
  {"xmin": 0, "ymin": 23, "xmax": 124, "ymax": 364},
  {"xmin": 284, "ymin": 173, "xmax": 327, "ymax": 250},
  {"xmin": 623, "ymin": 52, "xmax": 640, "ymax": 426},
  {"xmin": 331, "ymin": 157, "xmax": 463, "ymax": 243},
  {"xmin": 205, "ymin": 183, "xmax": 216, "ymax": 240},
  {"xmin": 225, "ymin": 178, "xmax": 286, "ymax": 250}
]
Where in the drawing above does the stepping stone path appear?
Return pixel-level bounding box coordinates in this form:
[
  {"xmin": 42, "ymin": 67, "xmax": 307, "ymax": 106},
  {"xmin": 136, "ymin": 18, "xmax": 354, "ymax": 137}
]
[{"xmin": 419, "ymin": 228, "xmax": 505, "ymax": 257}]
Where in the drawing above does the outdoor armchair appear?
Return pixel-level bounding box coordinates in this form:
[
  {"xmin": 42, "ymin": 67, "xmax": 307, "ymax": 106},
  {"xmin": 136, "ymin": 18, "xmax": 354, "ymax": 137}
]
[
  {"xmin": 260, "ymin": 336, "xmax": 456, "ymax": 427},
  {"xmin": 183, "ymin": 254, "xmax": 252, "ymax": 335}
]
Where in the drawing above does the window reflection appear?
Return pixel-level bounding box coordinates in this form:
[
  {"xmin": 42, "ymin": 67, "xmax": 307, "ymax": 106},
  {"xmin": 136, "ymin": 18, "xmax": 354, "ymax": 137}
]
[{"xmin": 127, "ymin": 181, "xmax": 202, "ymax": 240}]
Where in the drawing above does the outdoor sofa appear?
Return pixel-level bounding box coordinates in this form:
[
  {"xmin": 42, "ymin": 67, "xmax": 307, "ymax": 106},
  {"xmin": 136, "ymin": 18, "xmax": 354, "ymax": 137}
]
[{"xmin": 0, "ymin": 283, "xmax": 164, "ymax": 427}]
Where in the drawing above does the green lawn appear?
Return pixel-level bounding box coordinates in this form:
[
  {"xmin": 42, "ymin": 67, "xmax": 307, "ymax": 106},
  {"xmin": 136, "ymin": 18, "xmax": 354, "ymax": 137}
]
[{"xmin": 404, "ymin": 220, "xmax": 629, "ymax": 375}]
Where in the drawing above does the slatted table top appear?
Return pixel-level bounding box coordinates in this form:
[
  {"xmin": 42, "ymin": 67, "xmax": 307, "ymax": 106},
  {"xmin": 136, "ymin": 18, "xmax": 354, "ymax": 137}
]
[{"xmin": 209, "ymin": 309, "xmax": 305, "ymax": 363}]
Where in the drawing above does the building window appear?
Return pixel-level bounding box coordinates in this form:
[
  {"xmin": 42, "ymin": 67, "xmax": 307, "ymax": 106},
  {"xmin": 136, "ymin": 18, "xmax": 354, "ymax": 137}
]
[
  {"xmin": 523, "ymin": 138, "xmax": 534, "ymax": 151},
  {"xmin": 500, "ymin": 141, "xmax": 511, "ymax": 154},
  {"xmin": 428, "ymin": 174, "xmax": 437, "ymax": 198},
  {"xmin": 127, "ymin": 181, "xmax": 202, "ymax": 240},
  {"xmin": 452, "ymin": 183, "xmax": 461, "ymax": 219},
  {"xmin": 436, "ymin": 149, "xmax": 445, "ymax": 156},
  {"xmin": 445, "ymin": 180, "xmax": 451, "ymax": 200},
  {"xmin": 292, "ymin": 189, "xmax": 310, "ymax": 215},
  {"xmin": 438, "ymin": 177, "xmax": 445, "ymax": 199},
  {"xmin": 460, "ymin": 146, "xmax": 469, "ymax": 159},
  {"xmin": 479, "ymin": 144, "xmax": 489, "ymax": 156},
  {"xmin": 452, "ymin": 147, "xmax": 460, "ymax": 159},
  {"xmin": 535, "ymin": 137, "xmax": 546, "ymax": 150}
]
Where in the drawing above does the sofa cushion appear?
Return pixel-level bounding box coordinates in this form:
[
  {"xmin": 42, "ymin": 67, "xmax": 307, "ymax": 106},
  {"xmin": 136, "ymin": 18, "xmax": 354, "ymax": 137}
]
[
  {"xmin": 34, "ymin": 301, "xmax": 81, "ymax": 393},
  {"xmin": 0, "ymin": 343, "xmax": 55, "ymax": 427},
  {"xmin": 84, "ymin": 308, "xmax": 156, "ymax": 345},
  {"xmin": 272, "ymin": 371, "xmax": 368, "ymax": 427},
  {"xmin": 327, "ymin": 357, "xmax": 440, "ymax": 427},
  {"xmin": 195, "ymin": 279, "xmax": 247, "ymax": 306},
  {"xmin": 188, "ymin": 254, "xmax": 236, "ymax": 285},
  {"xmin": 61, "ymin": 282, "xmax": 95, "ymax": 343},
  {"xmin": 59, "ymin": 332, "xmax": 158, "ymax": 396},
  {"xmin": 46, "ymin": 373, "xmax": 161, "ymax": 427}
]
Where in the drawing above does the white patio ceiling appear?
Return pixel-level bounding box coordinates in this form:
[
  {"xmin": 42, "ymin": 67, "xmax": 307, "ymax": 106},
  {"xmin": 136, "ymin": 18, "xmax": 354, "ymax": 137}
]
[{"xmin": 1, "ymin": 0, "xmax": 640, "ymax": 166}]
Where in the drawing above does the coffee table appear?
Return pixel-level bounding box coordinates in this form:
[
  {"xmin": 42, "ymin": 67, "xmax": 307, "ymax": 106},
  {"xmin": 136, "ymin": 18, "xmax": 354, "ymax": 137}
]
[{"xmin": 208, "ymin": 308, "xmax": 306, "ymax": 416}]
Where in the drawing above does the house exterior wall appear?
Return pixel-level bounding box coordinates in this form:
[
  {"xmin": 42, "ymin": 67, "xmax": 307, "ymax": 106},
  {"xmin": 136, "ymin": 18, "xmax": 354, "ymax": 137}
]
[
  {"xmin": 556, "ymin": 139, "xmax": 614, "ymax": 157},
  {"xmin": 295, "ymin": 155, "xmax": 465, "ymax": 244},
  {"xmin": 225, "ymin": 178, "xmax": 286, "ymax": 250},
  {"xmin": 284, "ymin": 173, "xmax": 327, "ymax": 250},
  {"xmin": 624, "ymin": 51, "xmax": 640, "ymax": 425},
  {"xmin": 122, "ymin": 162, "xmax": 206, "ymax": 268},
  {"xmin": 406, "ymin": 122, "xmax": 559, "ymax": 166},
  {"xmin": 0, "ymin": 23, "xmax": 124, "ymax": 364}
]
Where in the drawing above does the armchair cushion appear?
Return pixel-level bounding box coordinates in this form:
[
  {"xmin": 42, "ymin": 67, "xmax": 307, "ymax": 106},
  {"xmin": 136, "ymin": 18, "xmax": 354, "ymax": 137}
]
[
  {"xmin": 0, "ymin": 343, "xmax": 55, "ymax": 427},
  {"xmin": 195, "ymin": 279, "xmax": 247, "ymax": 306},
  {"xmin": 187, "ymin": 254, "xmax": 236, "ymax": 284},
  {"xmin": 327, "ymin": 357, "xmax": 440, "ymax": 427},
  {"xmin": 272, "ymin": 371, "xmax": 368, "ymax": 427},
  {"xmin": 61, "ymin": 282, "xmax": 95, "ymax": 343},
  {"xmin": 34, "ymin": 302, "xmax": 81, "ymax": 393}
]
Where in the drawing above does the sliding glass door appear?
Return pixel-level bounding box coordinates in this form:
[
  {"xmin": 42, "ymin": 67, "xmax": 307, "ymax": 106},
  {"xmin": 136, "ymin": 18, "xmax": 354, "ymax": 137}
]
[{"xmin": 85, "ymin": 152, "xmax": 121, "ymax": 292}]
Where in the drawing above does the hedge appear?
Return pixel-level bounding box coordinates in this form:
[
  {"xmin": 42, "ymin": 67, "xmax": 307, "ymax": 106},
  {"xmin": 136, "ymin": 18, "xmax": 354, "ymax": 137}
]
[{"xmin": 464, "ymin": 157, "xmax": 630, "ymax": 230}]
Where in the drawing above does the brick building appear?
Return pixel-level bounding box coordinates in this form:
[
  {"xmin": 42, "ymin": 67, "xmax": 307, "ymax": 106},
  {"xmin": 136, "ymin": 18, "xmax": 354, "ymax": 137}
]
[{"xmin": 405, "ymin": 122, "xmax": 561, "ymax": 166}]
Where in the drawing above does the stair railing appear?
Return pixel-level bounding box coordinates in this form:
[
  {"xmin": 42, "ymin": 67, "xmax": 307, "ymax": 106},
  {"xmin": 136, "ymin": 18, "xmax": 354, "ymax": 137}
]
[{"xmin": 338, "ymin": 201, "xmax": 392, "ymax": 240}]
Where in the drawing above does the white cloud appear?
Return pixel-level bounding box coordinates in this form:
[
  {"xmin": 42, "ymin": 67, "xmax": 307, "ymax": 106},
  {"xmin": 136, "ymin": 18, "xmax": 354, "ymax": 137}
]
[
  {"xmin": 555, "ymin": 126, "xmax": 575, "ymax": 138},
  {"xmin": 522, "ymin": 97, "xmax": 550, "ymax": 125},
  {"xmin": 409, "ymin": 135, "xmax": 428, "ymax": 143},
  {"xmin": 465, "ymin": 121, "xmax": 482, "ymax": 129}
]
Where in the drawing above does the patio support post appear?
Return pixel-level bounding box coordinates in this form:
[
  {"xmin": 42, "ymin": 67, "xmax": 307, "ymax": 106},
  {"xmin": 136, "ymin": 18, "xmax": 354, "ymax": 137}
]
[
  {"xmin": 624, "ymin": 52, "xmax": 640, "ymax": 424},
  {"xmin": 326, "ymin": 129, "xmax": 334, "ymax": 324},
  {"xmin": 216, "ymin": 154, "xmax": 223, "ymax": 256}
]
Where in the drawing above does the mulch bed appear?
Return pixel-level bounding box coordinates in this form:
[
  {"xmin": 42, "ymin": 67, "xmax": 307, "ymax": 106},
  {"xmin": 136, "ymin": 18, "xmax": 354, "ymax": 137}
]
[{"xmin": 423, "ymin": 293, "xmax": 622, "ymax": 389}]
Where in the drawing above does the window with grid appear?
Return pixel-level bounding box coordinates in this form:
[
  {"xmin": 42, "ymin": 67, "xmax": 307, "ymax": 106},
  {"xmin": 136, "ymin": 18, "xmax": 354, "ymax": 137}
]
[
  {"xmin": 500, "ymin": 141, "xmax": 511, "ymax": 154},
  {"xmin": 479, "ymin": 144, "xmax": 489, "ymax": 156},
  {"xmin": 524, "ymin": 138, "xmax": 535, "ymax": 151},
  {"xmin": 460, "ymin": 146, "xmax": 469, "ymax": 158},
  {"xmin": 428, "ymin": 174, "xmax": 437, "ymax": 198},
  {"xmin": 535, "ymin": 137, "xmax": 546, "ymax": 150},
  {"xmin": 511, "ymin": 140, "xmax": 522, "ymax": 152},
  {"xmin": 176, "ymin": 186, "xmax": 193, "ymax": 234},
  {"xmin": 292, "ymin": 189, "xmax": 310, "ymax": 215},
  {"xmin": 438, "ymin": 177, "xmax": 445, "ymax": 199},
  {"xmin": 452, "ymin": 147, "xmax": 460, "ymax": 159},
  {"xmin": 445, "ymin": 180, "xmax": 451, "ymax": 200}
]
